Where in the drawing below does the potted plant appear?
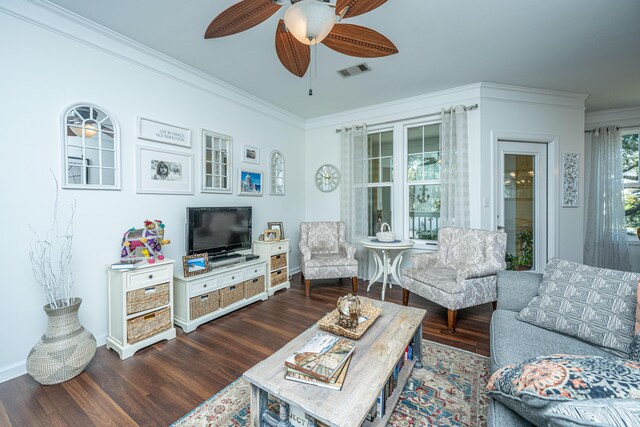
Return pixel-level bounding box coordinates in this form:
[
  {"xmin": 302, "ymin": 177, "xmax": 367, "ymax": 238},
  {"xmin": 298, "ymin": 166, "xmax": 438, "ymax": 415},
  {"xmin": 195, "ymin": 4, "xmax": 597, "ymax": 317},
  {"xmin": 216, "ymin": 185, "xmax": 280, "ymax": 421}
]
[
  {"xmin": 514, "ymin": 230, "xmax": 534, "ymax": 271},
  {"xmin": 26, "ymin": 178, "xmax": 96, "ymax": 385}
]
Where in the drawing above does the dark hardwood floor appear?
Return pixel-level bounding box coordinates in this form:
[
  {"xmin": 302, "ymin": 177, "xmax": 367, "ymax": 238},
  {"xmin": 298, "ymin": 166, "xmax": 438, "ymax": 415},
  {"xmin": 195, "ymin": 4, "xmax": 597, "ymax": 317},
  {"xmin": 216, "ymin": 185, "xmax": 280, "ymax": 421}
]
[{"xmin": 0, "ymin": 274, "xmax": 492, "ymax": 426}]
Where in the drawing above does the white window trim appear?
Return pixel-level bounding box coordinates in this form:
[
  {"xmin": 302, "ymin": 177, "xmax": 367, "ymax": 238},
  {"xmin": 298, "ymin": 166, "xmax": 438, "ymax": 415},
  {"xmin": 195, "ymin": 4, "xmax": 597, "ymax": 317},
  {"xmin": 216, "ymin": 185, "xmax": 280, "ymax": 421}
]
[
  {"xmin": 622, "ymin": 129, "xmax": 640, "ymax": 243},
  {"xmin": 403, "ymin": 119, "xmax": 442, "ymax": 245},
  {"xmin": 366, "ymin": 128, "xmax": 395, "ymax": 238}
]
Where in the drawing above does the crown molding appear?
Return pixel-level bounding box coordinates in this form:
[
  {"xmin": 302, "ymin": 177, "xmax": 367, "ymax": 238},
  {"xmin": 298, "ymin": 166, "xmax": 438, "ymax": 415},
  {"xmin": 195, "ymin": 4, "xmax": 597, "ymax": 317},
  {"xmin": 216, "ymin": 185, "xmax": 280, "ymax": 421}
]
[
  {"xmin": 585, "ymin": 106, "xmax": 640, "ymax": 126},
  {"xmin": 479, "ymin": 82, "xmax": 588, "ymax": 110},
  {"xmin": 305, "ymin": 83, "xmax": 483, "ymax": 130},
  {"xmin": 1, "ymin": 0, "xmax": 306, "ymax": 130},
  {"xmin": 305, "ymin": 82, "xmax": 588, "ymax": 130}
]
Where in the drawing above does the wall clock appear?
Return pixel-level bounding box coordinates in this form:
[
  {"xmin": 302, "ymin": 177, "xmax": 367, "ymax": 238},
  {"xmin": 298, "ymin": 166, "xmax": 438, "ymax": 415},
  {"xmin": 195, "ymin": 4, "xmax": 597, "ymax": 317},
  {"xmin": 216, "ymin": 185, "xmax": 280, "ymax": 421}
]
[{"xmin": 315, "ymin": 164, "xmax": 340, "ymax": 192}]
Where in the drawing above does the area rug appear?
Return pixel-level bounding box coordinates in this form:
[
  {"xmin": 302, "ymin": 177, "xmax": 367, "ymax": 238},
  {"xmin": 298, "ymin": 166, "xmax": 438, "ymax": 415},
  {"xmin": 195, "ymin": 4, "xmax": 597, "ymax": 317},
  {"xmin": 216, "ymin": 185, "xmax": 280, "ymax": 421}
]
[{"xmin": 172, "ymin": 341, "xmax": 490, "ymax": 427}]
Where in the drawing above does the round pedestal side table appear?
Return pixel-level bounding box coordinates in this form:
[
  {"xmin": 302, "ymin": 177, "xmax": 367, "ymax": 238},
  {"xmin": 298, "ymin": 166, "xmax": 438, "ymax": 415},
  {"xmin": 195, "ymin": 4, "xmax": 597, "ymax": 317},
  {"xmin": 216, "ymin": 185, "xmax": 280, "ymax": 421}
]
[{"xmin": 361, "ymin": 239, "xmax": 415, "ymax": 301}]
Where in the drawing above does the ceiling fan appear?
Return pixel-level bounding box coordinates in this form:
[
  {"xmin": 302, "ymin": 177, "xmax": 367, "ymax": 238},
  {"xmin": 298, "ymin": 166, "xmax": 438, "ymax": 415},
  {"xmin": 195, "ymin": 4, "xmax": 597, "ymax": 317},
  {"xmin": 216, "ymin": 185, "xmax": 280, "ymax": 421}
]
[{"xmin": 204, "ymin": 0, "xmax": 398, "ymax": 78}]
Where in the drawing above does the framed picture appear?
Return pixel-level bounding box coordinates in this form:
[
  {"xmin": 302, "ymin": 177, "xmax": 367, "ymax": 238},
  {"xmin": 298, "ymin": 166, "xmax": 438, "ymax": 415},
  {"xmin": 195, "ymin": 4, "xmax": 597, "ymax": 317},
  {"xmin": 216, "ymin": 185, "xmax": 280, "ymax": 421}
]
[
  {"xmin": 267, "ymin": 222, "xmax": 284, "ymax": 239},
  {"xmin": 238, "ymin": 169, "xmax": 263, "ymax": 196},
  {"xmin": 182, "ymin": 253, "xmax": 209, "ymax": 277},
  {"xmin": 202, "ymin": 129, "xmax": 232, "ymax": 194},
  {"xmin": 243, "ymin": 145, "xmax": 260, "ymax": 164},
  {"xmin": 264, "ymin": 229, "xmax": 281, "ymax": 242},
  {"xmin": 562, "ymin": 152, "xmax": 579, "ymax": 208},
  {"xmin": 137, "ymin": 117, "xmax": 191, "ymax": 148},
  {"xmin": 136, "ymin": 146, "xmax": 194, "ymax": 194}
]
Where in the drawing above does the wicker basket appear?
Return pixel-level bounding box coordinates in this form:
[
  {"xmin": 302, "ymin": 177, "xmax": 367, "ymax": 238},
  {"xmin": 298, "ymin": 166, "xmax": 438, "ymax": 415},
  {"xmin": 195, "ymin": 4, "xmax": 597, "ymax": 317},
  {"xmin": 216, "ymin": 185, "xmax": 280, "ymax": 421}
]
[
  {"xmin": 376, "ymin": 222, "xmax": 396, "ymax": 242},
  {"xmin": 26, "ymin": 298, "xmax": 96, "ymax": 385},
  {"xmin": 220, "ymin": 284, "xmax": 244, "ymax": 308},
  {"xmin": 270, "ymin": 254, "xmax": 286, "ymax": 270},
  {"xmin": 244, "ymin": 276, "xmax": 265, "ymax": 298},
  {"xmin": 317, "ymin": 300, "xmax": 383, "ymax": 340},
  {"xmin": 127, "ymin": 307, "xmax": 171, "ymax": 344},
  {"xmin": 126, "ymin": 283, "xmax": 170, "ymax": 315},
  {"xmin": 190, "ymin": 290, "xmax": 220, "ymax": 320},
  {"xmin": 270, "ymin": 269, "xmax": 287, "ymax": 287}
]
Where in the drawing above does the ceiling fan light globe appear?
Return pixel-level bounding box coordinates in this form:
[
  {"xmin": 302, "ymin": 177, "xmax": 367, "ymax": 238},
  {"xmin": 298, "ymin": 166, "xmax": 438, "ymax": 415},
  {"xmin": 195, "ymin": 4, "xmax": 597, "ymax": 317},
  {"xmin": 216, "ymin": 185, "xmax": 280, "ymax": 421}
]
[
  {"xmin": 70, "ymin": 121, "xmax": 99, "ymax": 138},
  {"xmin": 283, "ymin": 0, "xmax": 336, "ymax": 45}
]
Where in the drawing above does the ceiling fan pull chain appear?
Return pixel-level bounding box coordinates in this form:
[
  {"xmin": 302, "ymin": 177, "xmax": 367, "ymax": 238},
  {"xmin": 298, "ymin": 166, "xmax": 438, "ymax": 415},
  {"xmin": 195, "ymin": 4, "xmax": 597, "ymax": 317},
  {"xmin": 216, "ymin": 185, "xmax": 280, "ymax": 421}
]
[{"xmin": 309, "ymin": 38, "xmax": 314, "ymax": 96}]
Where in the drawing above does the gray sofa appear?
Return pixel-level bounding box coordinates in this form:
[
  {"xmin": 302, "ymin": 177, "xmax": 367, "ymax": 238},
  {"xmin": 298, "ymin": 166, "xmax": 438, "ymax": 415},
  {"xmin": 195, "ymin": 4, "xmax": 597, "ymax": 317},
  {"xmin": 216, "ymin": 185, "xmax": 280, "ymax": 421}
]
[{"xmin": 488, "ymin": 270, "xmax": 619, "ymax": 427}]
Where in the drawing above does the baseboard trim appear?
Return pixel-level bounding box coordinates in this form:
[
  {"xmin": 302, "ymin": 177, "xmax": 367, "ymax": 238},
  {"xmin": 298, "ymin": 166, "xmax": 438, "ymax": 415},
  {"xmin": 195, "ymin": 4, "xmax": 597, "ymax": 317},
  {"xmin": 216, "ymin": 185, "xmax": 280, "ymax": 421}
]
[
  {"xmin": 289, "ymin": 265, "xmax": 301, "ymax": 275},
  {"xmin": 0, "ymin": 334, "xmax": 107, "ymax": 384}
]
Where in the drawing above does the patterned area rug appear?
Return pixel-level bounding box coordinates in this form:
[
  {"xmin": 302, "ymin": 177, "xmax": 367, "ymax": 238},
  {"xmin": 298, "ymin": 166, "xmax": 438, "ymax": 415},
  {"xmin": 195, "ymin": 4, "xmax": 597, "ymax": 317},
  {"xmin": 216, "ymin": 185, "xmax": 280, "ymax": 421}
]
[{"xmin": 172, "ymin": 341, "xmax": 490, "ymax": 427}]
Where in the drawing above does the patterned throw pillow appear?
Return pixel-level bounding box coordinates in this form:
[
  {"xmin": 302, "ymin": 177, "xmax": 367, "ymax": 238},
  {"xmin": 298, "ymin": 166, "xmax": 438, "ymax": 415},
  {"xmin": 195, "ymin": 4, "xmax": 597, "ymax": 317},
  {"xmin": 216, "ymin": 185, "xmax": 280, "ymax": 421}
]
[
  {"xmin": 546, "ymin": 399, "xmax": 640, "ymax": 427},
  {"xmin": 486, "ymin": 355, "xmax": 640, "ymax": 426},
  {"xmin": 517, "ymin": 258, "xmax": 639, "ymax": 356}
]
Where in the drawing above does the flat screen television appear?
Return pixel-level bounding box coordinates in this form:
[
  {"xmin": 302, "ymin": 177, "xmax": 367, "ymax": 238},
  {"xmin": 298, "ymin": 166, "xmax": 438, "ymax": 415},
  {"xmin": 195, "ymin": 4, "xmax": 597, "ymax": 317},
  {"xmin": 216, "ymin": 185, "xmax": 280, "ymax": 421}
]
[{"xmin": 186, "ymin": 207, "xmax": 252, "ymax": 258}]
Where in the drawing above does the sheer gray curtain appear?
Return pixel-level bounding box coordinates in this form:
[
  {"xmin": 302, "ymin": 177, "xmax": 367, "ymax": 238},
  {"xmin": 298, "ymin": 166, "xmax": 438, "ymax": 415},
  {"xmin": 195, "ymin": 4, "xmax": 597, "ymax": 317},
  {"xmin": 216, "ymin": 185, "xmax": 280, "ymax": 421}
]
[
  {"xmin": 584, "ymin": 126, "xmax": 630, "ymax": 270},
  {"xmin": 440, "ymin": 106, "xmax": 470, "ymax": 227},
  {"xmin": 340, "ymin": 124, "xmax": 369, "ymax": 279}
]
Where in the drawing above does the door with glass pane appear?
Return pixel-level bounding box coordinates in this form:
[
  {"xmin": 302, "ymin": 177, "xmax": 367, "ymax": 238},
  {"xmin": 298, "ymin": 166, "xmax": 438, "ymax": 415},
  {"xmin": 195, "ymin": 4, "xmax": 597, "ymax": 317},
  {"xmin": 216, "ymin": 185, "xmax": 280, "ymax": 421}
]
[{"xmin": 498, "ymin": 141, "xmax": 547, "ymax": 272}]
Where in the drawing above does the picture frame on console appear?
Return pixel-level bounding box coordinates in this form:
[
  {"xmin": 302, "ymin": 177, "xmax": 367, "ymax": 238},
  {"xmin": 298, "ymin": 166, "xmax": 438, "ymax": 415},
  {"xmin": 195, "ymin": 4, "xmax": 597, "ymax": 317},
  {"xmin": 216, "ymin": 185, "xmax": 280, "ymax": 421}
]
[
  {"xmin": 267, "ymin": 222, "xmax": 284, "ymax": 239},
  {"xmin": 182, "ymin": 253, "xmax": 209, "ymax": 277},
  {"xmin": 264, "ymin": 229, "xmax": 281, "ymax": 242},
  {"xmin": 238, "ymin": 169, "xmax": 263, "ymax": 196}
]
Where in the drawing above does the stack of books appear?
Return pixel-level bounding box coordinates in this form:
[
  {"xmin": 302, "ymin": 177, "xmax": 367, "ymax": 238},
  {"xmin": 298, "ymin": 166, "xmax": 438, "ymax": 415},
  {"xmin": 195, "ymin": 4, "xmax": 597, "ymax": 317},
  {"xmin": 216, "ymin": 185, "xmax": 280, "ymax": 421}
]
[
  {"xmin": 369, "ymin": 338, "xmax": 415, "ymax": 420},
  {"xmin": 110, "ymin": 259, "xmax": 146, "ymax": 270},
  {"xmin": 284, "ymin": 332, "xmax": 355, "ymax": 391}
]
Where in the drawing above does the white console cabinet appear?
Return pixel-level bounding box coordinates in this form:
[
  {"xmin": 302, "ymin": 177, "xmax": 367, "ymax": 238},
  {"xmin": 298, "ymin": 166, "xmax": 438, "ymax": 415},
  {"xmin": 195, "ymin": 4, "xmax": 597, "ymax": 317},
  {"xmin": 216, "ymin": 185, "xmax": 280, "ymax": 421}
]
[
  {"xmin": 173, "ymin": 258, "xmax": 267, "ymax": 333},
  {"xmin": 252, "ymin": 239, "xmax": 290, "ymax": 296},
  {"xmin": 106, "ymin": 258, "xmax": 176, "ymax": 359}
]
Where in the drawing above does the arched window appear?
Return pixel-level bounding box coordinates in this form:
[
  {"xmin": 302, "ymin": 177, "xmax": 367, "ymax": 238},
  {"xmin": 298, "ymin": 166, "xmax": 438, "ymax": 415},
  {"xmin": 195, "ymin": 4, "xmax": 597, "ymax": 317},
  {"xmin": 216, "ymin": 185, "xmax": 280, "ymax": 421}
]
[
  {"xmin": 62, "ymin": 104, "xmax": 120, "ymax": 189},
  {"xmin": 270, "ymin": 150, "xmax": 285, "ymax": 195}
]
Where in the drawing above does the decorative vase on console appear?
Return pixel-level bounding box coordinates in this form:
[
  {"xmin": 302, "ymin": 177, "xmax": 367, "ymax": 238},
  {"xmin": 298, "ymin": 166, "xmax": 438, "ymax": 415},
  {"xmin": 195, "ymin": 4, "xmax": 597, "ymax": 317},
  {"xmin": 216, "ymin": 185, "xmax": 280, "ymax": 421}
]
[{"xmin": 26, "ymin": 177, "xmax": 96, "ymax": 385}]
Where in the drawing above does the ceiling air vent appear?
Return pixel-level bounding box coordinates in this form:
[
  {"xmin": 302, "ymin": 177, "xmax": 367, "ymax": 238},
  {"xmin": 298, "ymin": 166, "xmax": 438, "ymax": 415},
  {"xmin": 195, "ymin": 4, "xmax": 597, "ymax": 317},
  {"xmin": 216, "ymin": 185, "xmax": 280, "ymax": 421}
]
[{"xmin": 337, "ymin": 63, "xmax": 371, "ymax": 78}]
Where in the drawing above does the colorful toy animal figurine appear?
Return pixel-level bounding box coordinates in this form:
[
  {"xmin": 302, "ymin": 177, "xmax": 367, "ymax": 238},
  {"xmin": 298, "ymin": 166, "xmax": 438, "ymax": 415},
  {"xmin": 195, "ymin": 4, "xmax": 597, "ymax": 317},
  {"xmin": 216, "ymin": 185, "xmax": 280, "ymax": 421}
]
[{"xmin": 120, "ymin": 220, "xmax": 170, "ymax": 263}]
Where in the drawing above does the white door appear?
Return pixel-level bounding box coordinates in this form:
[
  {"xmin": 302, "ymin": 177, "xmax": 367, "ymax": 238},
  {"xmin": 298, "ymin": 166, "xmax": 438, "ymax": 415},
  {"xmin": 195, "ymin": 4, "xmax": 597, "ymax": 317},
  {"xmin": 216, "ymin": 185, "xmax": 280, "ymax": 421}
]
[{"xmin": 497, "ymin": 141, "xmax": 548, "ymax": 272}]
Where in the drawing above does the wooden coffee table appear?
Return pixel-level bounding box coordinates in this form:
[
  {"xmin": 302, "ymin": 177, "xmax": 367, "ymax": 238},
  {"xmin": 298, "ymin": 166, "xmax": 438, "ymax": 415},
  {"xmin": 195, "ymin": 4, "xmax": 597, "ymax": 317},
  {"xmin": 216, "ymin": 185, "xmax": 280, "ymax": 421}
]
[{"xmin": 243, "ymin": 298, "xmax": 426, "ymax": 427}]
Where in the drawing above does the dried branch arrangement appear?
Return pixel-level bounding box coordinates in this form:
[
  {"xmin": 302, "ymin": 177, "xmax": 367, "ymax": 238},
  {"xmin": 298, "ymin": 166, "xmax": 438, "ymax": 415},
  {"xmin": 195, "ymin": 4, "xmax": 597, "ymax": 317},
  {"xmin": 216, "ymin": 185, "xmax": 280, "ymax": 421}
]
[{"xmin": 29, "ymin": 174, "xmax": 76, "ymax": 309}]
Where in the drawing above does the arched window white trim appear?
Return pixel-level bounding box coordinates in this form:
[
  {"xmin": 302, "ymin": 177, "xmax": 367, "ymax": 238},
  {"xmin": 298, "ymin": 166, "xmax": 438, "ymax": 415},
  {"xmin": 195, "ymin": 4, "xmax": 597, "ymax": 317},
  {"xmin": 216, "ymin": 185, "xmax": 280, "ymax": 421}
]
[
  {"xmin": 62, "ymin": 103, "xmax": 121, "ymax": 190},
  {"xmin": 270, "ymin": 150, "xmax": 285, "ymax": 195}
]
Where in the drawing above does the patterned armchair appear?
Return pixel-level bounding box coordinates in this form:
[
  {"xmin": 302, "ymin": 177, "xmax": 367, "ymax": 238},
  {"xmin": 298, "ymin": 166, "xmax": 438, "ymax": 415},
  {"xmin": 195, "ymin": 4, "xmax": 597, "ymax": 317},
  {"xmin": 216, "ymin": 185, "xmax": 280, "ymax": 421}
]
[
  {"xmin": 299, "ymin": 222, "xmax": 358, "ymax": 297},
  {"xmin": 401, "ymin": 227, "xmax": 507, "ymax": 332}
]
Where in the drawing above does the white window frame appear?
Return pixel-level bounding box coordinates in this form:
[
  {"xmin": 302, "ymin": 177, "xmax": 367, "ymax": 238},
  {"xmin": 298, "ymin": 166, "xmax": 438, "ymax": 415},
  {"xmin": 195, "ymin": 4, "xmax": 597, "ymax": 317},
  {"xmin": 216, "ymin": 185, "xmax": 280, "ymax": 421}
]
[
  {"xmin": 622, "ymin": 129, "xmax": 640, "ymax": 242},
  {"xmin": 366, "ymin": 128, "xmax": 395, "ymax": 237},
  {"xmin": 62, "ymin": 103, "xmax": 121, "ymax": 190},
  {"xmin": 403, "ymin": 119, "xmax": 442, "ymax": 245},
  {"xmin": 201, "ymin": 129, "xmax": 232, "ymax": 194}
]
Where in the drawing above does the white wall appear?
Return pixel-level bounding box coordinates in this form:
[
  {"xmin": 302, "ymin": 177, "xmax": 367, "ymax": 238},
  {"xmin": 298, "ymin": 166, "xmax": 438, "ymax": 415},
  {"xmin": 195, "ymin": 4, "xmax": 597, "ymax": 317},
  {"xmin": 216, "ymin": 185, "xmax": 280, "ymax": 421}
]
[
  {"xmin": 478, "ymin": 85, "xmax": 587, "ymax": 263},
  {"xmin": 585, "ymin": 107, "xmax": 640, "ymax": 271},
  {"xmin": 305, "ymin": 84, "xmax": 483, "ymax": 229},
  {"xmin": 0, "ymin": 3, "xmax": 306, "ymax": 382},
  {"xmin": 304, "ymin": 83, "xmax": 587, "ymax": 268}
]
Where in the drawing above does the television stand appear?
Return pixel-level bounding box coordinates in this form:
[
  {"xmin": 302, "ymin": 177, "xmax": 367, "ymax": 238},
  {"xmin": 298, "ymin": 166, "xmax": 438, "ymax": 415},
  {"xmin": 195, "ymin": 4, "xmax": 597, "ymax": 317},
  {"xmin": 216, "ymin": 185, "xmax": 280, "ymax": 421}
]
[{"xmin": 173, "ymin": 258, "xmax": 268, "ymax": 333}]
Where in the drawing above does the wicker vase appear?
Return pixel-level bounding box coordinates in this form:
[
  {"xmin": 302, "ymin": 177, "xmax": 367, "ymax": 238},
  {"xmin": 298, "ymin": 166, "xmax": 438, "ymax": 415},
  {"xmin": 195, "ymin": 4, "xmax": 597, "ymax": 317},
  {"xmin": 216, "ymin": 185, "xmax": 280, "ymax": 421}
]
[{"xmin": 26, "ymin": 298, "xmax": 96, "ymax": 385}]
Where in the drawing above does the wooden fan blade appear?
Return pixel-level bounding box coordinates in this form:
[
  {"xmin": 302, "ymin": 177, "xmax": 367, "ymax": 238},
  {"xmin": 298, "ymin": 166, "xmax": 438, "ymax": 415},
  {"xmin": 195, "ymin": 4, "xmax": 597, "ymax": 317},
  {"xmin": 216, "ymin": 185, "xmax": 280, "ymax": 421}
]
[
  {"xmin": 275, "ymin": 20, "xmax": 310, "ymax": 77},
  {"xmin": 336, "ymin": 0, "xmax": 387, "ymax": 19},
  {"xmin": 205, "ymin": 0, "xmax": 281, "ymax": 39},
  {"xmin": 322, "ymin": 24, "xmax": 398, "ymax": 58}
]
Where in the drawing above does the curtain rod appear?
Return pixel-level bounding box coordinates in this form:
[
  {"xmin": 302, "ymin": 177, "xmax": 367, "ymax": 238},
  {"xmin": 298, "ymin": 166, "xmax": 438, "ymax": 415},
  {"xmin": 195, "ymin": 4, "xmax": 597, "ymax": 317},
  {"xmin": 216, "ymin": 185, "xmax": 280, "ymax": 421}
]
[
  {"xmin": 584, "ymin": 125, "xmax": 639, "ymax": 133},
  {"xmin": 335, "ymin": 103, "xmax": 479, "ymax": 133}
]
